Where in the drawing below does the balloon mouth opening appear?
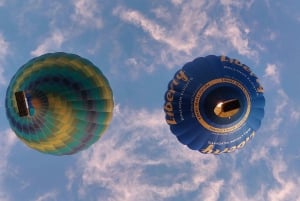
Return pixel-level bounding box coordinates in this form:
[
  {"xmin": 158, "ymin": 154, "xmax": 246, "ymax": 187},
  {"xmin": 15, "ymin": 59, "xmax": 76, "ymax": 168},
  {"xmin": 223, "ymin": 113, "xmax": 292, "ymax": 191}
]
[
  {"xmin": 15, "ymin": 90, "xmax": 48, "ymax": 117},
  {"xmin": 213, "ymin": 99, "xmax": 240, "ymax": 118},
  {"xmin": 15, "ymin": 91, "xmax": 32, "ymax": 117},
  {"xmin": 199, "ymin": 82, "xmax": 248, "ymax": 127}
]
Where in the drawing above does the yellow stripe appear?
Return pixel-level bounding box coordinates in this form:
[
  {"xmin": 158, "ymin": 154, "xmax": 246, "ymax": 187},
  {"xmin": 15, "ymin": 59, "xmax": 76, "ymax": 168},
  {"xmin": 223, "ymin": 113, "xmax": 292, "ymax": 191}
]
[
  {"xmin": 22, "ymin": 94, "xmax": 76, "ymax": 152},
  {"xmin": 10, "ymin": 54, "xmax": 113, "ymax": 153}
]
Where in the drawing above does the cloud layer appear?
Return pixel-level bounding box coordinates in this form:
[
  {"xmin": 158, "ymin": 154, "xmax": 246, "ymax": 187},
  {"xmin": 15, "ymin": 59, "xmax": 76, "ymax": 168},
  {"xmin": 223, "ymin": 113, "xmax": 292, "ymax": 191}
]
[
  {"xmin": 1, "ymin": 1, "xmax": 300, "ymax": 201},
  {"xmin": 67, "ymin": 106, "xmax": 221, "ymax": 201},
  {"xmin": 113, "ymin": 1, "xmax": 258, "ymax": 70}
]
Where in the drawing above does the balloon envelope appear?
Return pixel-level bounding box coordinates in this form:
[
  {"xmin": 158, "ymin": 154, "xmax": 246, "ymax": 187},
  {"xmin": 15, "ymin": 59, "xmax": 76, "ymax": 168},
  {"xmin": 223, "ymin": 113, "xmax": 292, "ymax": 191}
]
[
  {"xmin": 6, "ymin": 52, "xmax": 114, "ymax": 155},
  {"xmin": 164, "ymin": 55, "xmax": 265, "ymax": 154}
]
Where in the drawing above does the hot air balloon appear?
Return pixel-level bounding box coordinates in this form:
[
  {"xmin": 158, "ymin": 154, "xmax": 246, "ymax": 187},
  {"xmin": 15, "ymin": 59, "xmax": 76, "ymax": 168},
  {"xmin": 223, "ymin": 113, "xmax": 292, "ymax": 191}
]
[
  {"xmin": 6, "ymin": 52, "xmax": 114, "ymax": 155},
  {"xmin": 164, "ymin": 55, "xmax": 265, "ymax": 154}
]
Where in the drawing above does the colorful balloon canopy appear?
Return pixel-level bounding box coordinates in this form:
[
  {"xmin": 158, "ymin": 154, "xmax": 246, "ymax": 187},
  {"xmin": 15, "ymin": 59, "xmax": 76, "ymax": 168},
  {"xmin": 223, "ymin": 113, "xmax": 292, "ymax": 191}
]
[
  {"xmin": 164, "ymin": 55, "xmax": 265, "ymax": 154},
  {"xmin": 6, "ymin": 52, "xmax": 114, "ymax": 155}
]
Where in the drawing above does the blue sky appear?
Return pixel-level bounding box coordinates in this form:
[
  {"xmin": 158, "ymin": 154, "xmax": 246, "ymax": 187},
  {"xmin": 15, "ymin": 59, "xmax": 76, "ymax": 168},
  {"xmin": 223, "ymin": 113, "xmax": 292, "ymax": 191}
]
[{"xmin": 0, "ymin": 0, "xmax": 299, "ymax": 201}]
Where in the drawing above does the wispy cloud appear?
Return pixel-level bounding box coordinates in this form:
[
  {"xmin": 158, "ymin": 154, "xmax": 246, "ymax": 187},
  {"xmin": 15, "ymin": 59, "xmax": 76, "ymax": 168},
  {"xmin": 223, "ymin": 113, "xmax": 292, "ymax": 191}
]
[
  {"xmin": 244, "ymin": 58, "xmax": 300, "ymax": 201},
  {"xmin": 0, "ymin": 129, "xmax": 17, "ymax": 201},
  {"xmin": 0, "ymin": 33, "xmax": 9, "ymax": 56},
  {"xmin": 263, "ymin": 155, "xmax": 300, "ymax": 201},
  {"xmin": 199, "ymin": 180, "xmax": 223, "ymax": 201},
  {"xmin": 71, "ymin": 0, "xmax": 103, "ymax": 29},
  {"xmin": 67, "ymin": 105, "xmax": 219, "ymax": 201},
  {"xmin": 113, "ymin": 1, "xmax": 258, "ymax": 71},
  {"xmin": 30, "ymin": 30, "xmax": 65, "ymax": 56},
  {"xmin": 0, "ymin": 33, "xmax": 9, "ymax": 85},
  {"xmin": 261, "ymin": 62, "xmax": 300, "ymax": 129},
  {"xmin": 290, "ymin": 109, "xmax": 300, "ymax": 122},
  {"xmin": 204, "ymin": 2, "xmax": 256, "ymax": 58},
  {"xmin": 34, "ymin": 191, "xmax": 58, "ymax": 201},
  {"xmin": 113, "ymin": 5, "xmax": 204, "ymax": 54},
  {"xmin": 64, "ymin": 86, "xmax": 300, "ymax": 201},
  {"xmin": 0, "ymin": 0, "xmax": 4, "ymax": 7},
  {"xmin": 27, "ymin": 1, "xmax": 104, "ymax": 57},
  {"xmin": 170, "ymin": 0, "xmax": 183, "ymax": 6},
  {"xmin": 264, "ymin": 63, "xmax": 280, "ymax": 84}
]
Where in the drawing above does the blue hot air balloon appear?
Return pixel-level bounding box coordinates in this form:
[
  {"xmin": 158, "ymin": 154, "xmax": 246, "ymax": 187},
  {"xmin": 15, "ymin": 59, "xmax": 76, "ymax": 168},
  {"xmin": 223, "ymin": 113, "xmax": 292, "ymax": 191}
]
[{"xmin": 164, "ymin": 55, "xmax": 265, "ymax": 154}]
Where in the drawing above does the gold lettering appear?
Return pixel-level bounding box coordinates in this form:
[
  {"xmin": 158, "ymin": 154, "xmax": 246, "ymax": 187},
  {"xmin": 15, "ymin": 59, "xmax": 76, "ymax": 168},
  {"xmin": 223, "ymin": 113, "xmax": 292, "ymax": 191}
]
[
  {"xmin": 220, "ymin": 56, "xmax": 256, "ymax": 76},
  {"xmin": 164, "ymin": 70, "xmax": 190, "ymax": 126},
  {"xmin": 170, "ymin": 79, "xmax": 179, "ymax": 88},
  {"xmin": 250, "ymin": 131, "xmax": 255, "ymax": 138},
  {"xmin": 220, "ymin": 55, "xmax": 229, "ymax": 62},
  {"xmin": 234, "ymin": 59, "xmax": 243, "ymax": 67},
  {"xmin": 164, "ymin": 102, "xmax": 173, "ymax": 112},
  {"xmin": 256, "ymin": 79, "xmax": 264, "ymax": 93},
  {"xmin": 221, "ymin": 147, "xmax": 229, "ymax": 153},
  {"xmin": 166, "ymin": 90, "xmax": 175, "ymax": 102},
  {"xmin": 176, "ymin": 70, "xmax": 188, "ymax": 82},
  {"xmin": 203, "ymin": 132, "xmax": 257, "ymax": 154},
  {"xmin": 227, "ymin": 146, "xmax": 237, "ymax": 152},
  {"xmin": 242, "ymin": 65, "xmax": 252, "ymax": 74},
  {"xmin": 213, "ymin": 147, "xmax": 231, "ymax": 154},
  {"xmin": 237, "ymin": 141, "xmax": 246, "ymax": 149},
  {"xmin": 213, "ymin": 148, "xmax": 227, "ymax": 154},
  {"xmin": 213, "ymin": 149, "xmax": 221, "ymax": 154},
  {"xmin": 201, "ymin": 144, "xmax": 215, "ymax": 154},
  {"xmin": 166, "ymin": 117, "xmax": 177, "ymax": 125}
]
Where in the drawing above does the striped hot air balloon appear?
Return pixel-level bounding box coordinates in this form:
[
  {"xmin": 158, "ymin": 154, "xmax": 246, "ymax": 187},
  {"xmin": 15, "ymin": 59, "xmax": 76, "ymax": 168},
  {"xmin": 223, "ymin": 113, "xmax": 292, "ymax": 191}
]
[
  {"xmin": 164, "ymin": 55, "xmax": 265, "ymax": 154},
  {"xmin": 6, "ymin": 52, "xmax": 114, "ymax": 155}
]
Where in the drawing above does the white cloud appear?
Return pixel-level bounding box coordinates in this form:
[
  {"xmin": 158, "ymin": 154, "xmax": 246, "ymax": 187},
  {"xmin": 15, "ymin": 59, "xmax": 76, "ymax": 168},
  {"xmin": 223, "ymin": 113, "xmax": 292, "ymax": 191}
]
[
  {"xmin": 0, "ymin": 67, "xmax": 6, "ymax": 85},
  {"xmin": 170, "ymin": 0, "xmax": 183, "ymax": 6},
  {"xmin": 67, "ymin": 106, "xmax": 219, "ymax": 201},
  {"xmin": 246, "ymin": 105, "xmax": 300, "ymax": 201},
  {"xmin": 0, "ymin": 129, "xmax": 17, "ymax": 169},
  {"xmin": 268, "ymin": 180, "xmax": 300, "ymax": 201},
  {"xmin": 0, "ymin": 34, "xmax": 8, "ymax": 59},
  {"xmin": 266, "ymin": 158, "xmax": 300, "ymax": 201},
  {"xmin": 125, "ymin": 57, "xmax": 155, "ymax": 77},
  {"xmin": 34, "ymin": 191, "xmax": 58, "ymax": 201},
  {"xmin": 226, "ymin": 144, "xmax": 300, "ymax": 201},
  {"xmin": 113, "ymin": 1, "xmax": 257, "ymax": 70},
  {"xmin": 63, "ymin": 86, "xmax": 299, "ymax": 201},
  {"xmin": 290, "ymin": 110, "xmax": 300, "ymax": 121},
  {"xmin": 268, "ymin": 31, "xmax": 277, "ymax": 40},
  {"xmin": 113, "ymin": 3, "xmax": 210, "ymax": 69},
  {"xmin": 113, "ymin": 6, "xmax": 202, "ymax": 53},
  {"xmin": 71, "ymin": 0, "xmax": 103, "ymax": 29},
  {"xmin": 199, "ymin": 180, "xmax": 223, "ymax": 201},
  {"xmin": 31, "ymin": 30, "xmax": 65, "ymax": 56},
  {"xmin": 275, "ymin": 90, "xmax": 288, "ymax": 116},
  {"xmin": 264, "ymin": 63, "xmax": 280, "ymax": 84},
  {"xmin": 28, "ymin": 0, "xmax": 104, "ymax": 57},
  {"xmin": 151, "ymin": 7, "xmax": 172, "ymax": 22},
  {"xmin": 0, "ymin": 33, "xmax": 9, "ymax": 85},
  {"xmin": 204, "ymin": 4, "xmax": 256, "ymax": 58},
  {"xmin": 264, "ymin": 88, "xmax": 300, "ymax": 131},
  {"xmin": 220, "ymin": 0, "xmax": 242, "ymax": 7},
  {"xmin": 0, "ymin": 129, "xmax": 17, "ymax": 201}
]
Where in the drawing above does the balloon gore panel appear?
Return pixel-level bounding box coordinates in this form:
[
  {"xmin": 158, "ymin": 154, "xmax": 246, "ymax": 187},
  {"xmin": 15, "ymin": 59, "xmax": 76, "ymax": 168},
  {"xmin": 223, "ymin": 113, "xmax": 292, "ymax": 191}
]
[
  {"xmin": 6, "ymin": 52, "xmax": 114, "ymax": 155},
  {"xmin": 164, "ymin": 55, "xmax": 265, "ymax": 154}
]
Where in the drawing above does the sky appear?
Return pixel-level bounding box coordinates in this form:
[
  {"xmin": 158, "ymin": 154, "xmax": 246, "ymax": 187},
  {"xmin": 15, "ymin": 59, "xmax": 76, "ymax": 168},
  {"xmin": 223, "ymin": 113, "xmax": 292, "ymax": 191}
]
[{"xmin": 0, "ymin": 0, "xmax": 299, "ymax": 201}]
